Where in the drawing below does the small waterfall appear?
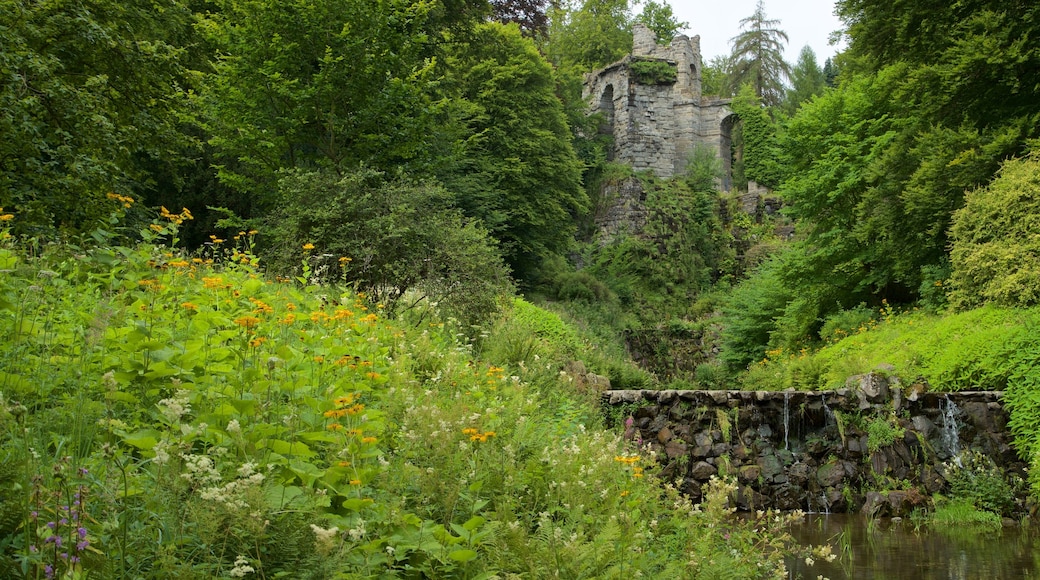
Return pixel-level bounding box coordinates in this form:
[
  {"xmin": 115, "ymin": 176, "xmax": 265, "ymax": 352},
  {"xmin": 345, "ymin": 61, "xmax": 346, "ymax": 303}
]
[
  {"xmin": 783, "ymin": 392, "xmax": 791, "ymax": 451},
  {"xmin": 940, "ymin": 394, "xmax": 962, "ymax": 466},
  {"xmin": 822, "ymin": 394, "xmax": 835, "ymax": 427},
  {"xmin": 819, "ymin": 492, "xmax": 831, "ymax": 515}
]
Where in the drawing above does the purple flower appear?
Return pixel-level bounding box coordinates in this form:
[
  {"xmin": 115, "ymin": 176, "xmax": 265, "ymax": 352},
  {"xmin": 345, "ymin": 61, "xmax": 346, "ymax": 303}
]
[
  {"xmin": 29, "ymin": 545, "xmax": 37, "ymax": 553},
  {"xmin": 59, "ymin": 518, "xmax": 68, "ymax": 526},
  {"xmin": 78, "ymin": 467, "xmax": 88, "ymax": 476},
  {"xmin": 45, "ymin": 564, "xmax": 54, "ymax": 579},
  {"xmin": 30, "ymin": 511, "xmax": 38, "ymax": 520},
  {"xmin": 77, "ymin": 527, "xmax": 87, "ymax": 539},
  {"xmin": 46, "ymin": 521, "xmax": 56, "ymax": 530},
  {"xmin": 70, "ymin": 556, "xmax": 79, "ymax": 564},
  {"xmin": 76, "ymin": 540, "xmax": 89, "ymax": 551}
]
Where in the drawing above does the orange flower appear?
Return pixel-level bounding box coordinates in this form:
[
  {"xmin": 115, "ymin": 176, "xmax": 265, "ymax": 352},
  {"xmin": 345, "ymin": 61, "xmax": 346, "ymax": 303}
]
[
  {"xmin": 181, "ymin": 302, "xmax": 198, "ymax": 311},
  {"xmin": 234, "ymin": 316, "xmax": 260, "ymax": 329},
  {"xmin": 203, "ymin": 276, "xmax": 227, "ymax": 289},
  {"xmin": 327, "ymin": 423, "xmax": 343, "ymax": 431},
  {"xmin": 361, "ymin": 436, "xmax": 377, "ymax": 444},
  {"xmin": 248, "ymin": 337, "xmax": 267, "ymax": 348}
]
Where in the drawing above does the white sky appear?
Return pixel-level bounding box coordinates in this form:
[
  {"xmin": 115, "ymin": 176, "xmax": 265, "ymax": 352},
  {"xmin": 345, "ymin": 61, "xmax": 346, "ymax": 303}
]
[{"xmin": 668, "ymin": 0, "xmax": 846, "ymax": 64}]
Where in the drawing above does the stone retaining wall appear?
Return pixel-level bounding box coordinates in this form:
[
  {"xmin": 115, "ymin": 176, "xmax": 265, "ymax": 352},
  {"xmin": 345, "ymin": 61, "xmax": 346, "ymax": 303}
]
[{"xmin": 603, "ymin": 377, "xmax": 1028, "ymax": 516}]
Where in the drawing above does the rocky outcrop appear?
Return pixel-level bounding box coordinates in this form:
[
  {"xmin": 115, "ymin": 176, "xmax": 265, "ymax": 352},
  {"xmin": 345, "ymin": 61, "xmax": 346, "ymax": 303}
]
[{"xmin": 604, "ymin": 378, "xmax": 1027, "ymax": 516}]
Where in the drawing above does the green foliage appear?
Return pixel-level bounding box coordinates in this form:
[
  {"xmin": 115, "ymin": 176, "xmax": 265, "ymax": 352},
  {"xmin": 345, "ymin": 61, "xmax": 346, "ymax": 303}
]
[
  {"xmin": 201, "ymin": 0, "xmax": 475, "ymax": 198},
  {"xmin": 998, "ymin": 318, "xmax": 1040, "ymax": 499},
  {"xmin": 0, "ymin": 0, "xmax": 196, "ymax": 235},
  {"xmin": 730, "ymin": 86, "xmax": 782, "ymax": 189},
  {"xmin": 545, "ymin": 0, "xmax": 634, "ymax": 70},
  {"xmin": 866, "ymin": 415, "xmax": 904, "ymax": 453},
  {"xmin": 783, "ymin": 45, "xmax": 827, "ymax": 114},
  {"xmin": 444, "ymin": 22, "xmax": 588, "ymax": 282},
  {"xmin": 945, "ymin": 451, "xmax": 1019, "ymax": 517},
  {"xmin": 0, "ymin": 213, "xmax": 808, "ymax": 577},
  {"xmin": 928, "ymin": 499, "xmax": 1002, "ymax": 534},
  {"xmin": 629, "ymin": 59, "xmax": 678, "ymax": 85},
  {"xmin": 265, "ymin": 169, "xmax": 511, "ymax": 327},
  {"xmin": 949, "ymin": 152, "xmax": 1040, "ymax": 309},
  {"xmin": 586, "ymin": 174, "xmax": 733, "ymax": 325},
  {"xmin": 636, "ymin": 1, "xmax": 687, "ymax": 43},
  {"xmin": 720, "ymin": 257, "xmax": 795, "ymax": 370},
  {"xmin": 747, "ymin": 304, "xmax": 1040, "ymax": 392},
  {"xmin": 725, "ymin": 0, "xmax": 791, "ymax": 107}
]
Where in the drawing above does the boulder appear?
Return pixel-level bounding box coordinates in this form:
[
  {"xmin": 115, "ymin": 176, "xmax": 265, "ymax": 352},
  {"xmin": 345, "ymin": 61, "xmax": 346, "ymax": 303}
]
[
  {"xmin": 817, "ymin": 461, "xmax": 846, "ymax": 488},
  {"xmin": 690, "ymin": 461, "xmax": 717, "ymax": 481}
]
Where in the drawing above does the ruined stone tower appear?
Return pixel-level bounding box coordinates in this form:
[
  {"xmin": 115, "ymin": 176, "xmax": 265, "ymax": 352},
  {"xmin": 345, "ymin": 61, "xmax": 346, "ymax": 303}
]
[{"xmin": 583, "ymin": 23, "xmax": 734, "ymax": 181}]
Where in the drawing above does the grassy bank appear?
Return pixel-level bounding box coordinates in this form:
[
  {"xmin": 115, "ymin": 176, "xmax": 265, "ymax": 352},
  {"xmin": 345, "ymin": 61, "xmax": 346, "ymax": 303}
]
[{"xmin": 0, "ymin": 217, "xmax": 815, "ymax": 578}]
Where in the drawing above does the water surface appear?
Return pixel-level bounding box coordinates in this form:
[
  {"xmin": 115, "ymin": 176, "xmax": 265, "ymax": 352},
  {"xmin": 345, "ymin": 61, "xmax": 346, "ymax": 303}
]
[{"xmin": 786, "ymin": 514, "xmax": 1039, "ymax": 580}]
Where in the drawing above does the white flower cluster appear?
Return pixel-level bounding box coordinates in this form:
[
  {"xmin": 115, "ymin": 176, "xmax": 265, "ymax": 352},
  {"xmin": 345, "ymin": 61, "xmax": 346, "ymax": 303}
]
[
  {"xmin": 158, "ymin": 389, "xmax": 191, "ymax": 423},
  {"xmin": 180, "ymin": 454, "xmax": 264, "ymax": 510},
  {"xmin": 310, "ymin": 524, "xmax": 341, "ymax": 555},
  {"xmin": 229, "ymin": 555, "xmax": 255, "ymax": 577}
]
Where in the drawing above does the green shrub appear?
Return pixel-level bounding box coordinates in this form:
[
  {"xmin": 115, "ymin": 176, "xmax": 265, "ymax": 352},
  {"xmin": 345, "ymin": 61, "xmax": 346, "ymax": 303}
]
[
  {"xmin": 949, "ymin": 152, "xmax": 1040, "ymax": 309},
  {"xmin": 945, "ymin": 451, "xmax": 1019, "ymax": 516},
  {"xmin": 265, "ymin": 168, "xmax": 511, "ymax": 327}
]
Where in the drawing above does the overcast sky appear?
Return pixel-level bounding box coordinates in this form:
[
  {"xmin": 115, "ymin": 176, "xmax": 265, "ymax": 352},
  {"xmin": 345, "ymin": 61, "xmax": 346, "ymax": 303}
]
[{"xmin": 669, "ymin": 0, "xmax": 846, "ymax": 64}]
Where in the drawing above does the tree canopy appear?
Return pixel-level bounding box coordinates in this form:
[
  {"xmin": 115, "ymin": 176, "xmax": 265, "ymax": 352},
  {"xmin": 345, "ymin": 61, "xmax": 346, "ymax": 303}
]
[{"xmin": 726, "ymin": 0, "xmax": 791, "ymax": 106}]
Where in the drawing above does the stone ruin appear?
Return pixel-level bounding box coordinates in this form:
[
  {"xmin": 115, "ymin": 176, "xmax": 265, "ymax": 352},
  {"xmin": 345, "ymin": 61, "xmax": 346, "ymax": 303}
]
[{"xmin": 583, "ymin": 23, "xmax": 734, "ymax": 180}]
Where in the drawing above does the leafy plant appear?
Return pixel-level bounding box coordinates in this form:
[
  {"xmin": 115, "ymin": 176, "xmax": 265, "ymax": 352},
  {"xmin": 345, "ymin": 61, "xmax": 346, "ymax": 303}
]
[
  {"xmin": 629, "ymin": 59, "xmax": 678, "ymax": 85},
  {"xmin": 866, "ymin": 415, "xmax": 905, "ymax": 453}
]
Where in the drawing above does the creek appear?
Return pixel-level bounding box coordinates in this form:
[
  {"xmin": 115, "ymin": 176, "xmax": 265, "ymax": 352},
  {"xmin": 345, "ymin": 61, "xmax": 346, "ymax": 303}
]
[{"xmin": 785, "ymin": 514, "xmax": 1039, "ymax": 579}]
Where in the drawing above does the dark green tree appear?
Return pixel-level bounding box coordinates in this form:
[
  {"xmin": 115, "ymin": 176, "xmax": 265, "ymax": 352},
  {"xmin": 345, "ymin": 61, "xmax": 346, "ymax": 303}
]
[
  {"xmin": 200, "ymin": 0, "xmax": 485, "ymax": 204},
  {"xmin": 726, "ymin": 0, "xmax": 791, "ymax": 107},
  {"xmin": 0, "ymin": 0, "xmax": 196, "ymax": 235},
  {"xmin": 491, "ymin": 0, "xmax": 550, "ymax": 37},
  {"xmin": 783, "ymin": 46, "xmax": 827, "ymax": 114},
  {"xmin": 443, "ymin": 23, "xmax": 587, "ymax": 281},
  {"xmin": 822, "ymin": 57, "xmax": 840, "ymax": 87}
]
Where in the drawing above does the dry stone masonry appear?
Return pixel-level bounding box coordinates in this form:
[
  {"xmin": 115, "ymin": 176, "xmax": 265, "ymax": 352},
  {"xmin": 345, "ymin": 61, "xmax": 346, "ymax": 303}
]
[{"xmin": 604, "ymin": 374, "xmax": 1028, "ymax": 517}]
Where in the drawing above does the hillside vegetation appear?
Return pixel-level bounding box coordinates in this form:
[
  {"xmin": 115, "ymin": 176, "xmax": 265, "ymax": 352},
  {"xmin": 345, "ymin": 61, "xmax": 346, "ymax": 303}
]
[{"xmin": 0, "ymin": 212, "xmax": 824, "ymax": 577}]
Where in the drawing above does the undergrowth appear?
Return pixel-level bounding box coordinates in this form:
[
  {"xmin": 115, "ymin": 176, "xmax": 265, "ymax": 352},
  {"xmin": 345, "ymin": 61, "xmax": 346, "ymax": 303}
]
[{"xmin": 0, "ymin": 206, "xmax": 819, "ymax": 578}]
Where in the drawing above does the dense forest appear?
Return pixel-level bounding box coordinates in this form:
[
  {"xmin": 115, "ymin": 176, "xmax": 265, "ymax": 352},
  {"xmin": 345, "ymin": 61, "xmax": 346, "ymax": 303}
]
[{"xmin": 2, "ymin": 0, "xmax": 1040, "ymax": 577}]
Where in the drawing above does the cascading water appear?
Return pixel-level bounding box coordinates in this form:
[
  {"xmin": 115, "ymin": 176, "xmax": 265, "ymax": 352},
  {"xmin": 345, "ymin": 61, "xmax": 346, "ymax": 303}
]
[
  {"xmin": 940, "ymin": 394, "xmax": 962, "ymax": 466},
  {"xmin": 783, "ymin": 392, "xmax": 791, "ymax": 451},
  {"xmin": 822, "ymin": 394, "xmax": 835, "ymax": 427}
]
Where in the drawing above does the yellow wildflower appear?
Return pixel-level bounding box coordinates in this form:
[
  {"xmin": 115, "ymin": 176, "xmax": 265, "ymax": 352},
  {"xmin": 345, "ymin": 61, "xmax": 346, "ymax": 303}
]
[{"xmin": 302, "ymin": 243, "xmax": 315, "ymax": 251}]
